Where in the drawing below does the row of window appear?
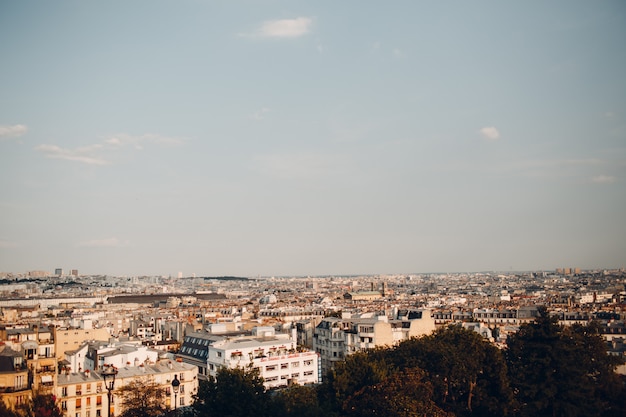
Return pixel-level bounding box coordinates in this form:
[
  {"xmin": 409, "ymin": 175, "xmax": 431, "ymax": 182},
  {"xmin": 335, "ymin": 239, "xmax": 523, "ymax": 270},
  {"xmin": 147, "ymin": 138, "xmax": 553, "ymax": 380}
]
[
  {"xmin": 316, "ymin": 349, "xmax": 344, "ymax": 358},
  {"xmin": 184, "ymin": 337, "xmax": 211, "ymax": 346},
  {"xmin": 265, "ymin": 370, "xmax": 315, "ymax": 383},
  {"xmin": 61, "ymin": 384, "xmax": 102, "ymax": 397},
  {"xmin": 180, "ymin": 346, "xmax": 208, "ymax": 357},
  {"xmin": 315, "ymin": 340, "xmax": 344, "ymax": 347}
]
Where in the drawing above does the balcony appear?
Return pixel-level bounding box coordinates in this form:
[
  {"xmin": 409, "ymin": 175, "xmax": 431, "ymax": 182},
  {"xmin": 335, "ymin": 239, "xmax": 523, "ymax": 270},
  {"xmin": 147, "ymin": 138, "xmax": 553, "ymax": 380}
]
[{"xmin": 0, "ymin": 385, "xmax": 30, "ymax": 393}]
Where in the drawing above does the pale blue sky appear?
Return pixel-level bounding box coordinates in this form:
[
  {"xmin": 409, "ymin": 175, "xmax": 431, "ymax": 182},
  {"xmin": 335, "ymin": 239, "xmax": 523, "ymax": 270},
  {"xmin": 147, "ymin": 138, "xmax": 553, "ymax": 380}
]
[{"xmin": 1, "ymin": 1, "xmax": 625, "ymax": 277}]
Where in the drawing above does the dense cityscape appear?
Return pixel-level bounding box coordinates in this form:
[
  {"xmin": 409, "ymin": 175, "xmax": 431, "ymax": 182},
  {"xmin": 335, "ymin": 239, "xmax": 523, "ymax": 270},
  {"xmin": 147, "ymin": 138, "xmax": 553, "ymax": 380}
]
[
  {"xmin": 0, "ymin": 267, "xmax": 625, "ymax": 416},
  {"xmin": 2, "ymin": 1, "xmax": 625, "ymax": 417}
]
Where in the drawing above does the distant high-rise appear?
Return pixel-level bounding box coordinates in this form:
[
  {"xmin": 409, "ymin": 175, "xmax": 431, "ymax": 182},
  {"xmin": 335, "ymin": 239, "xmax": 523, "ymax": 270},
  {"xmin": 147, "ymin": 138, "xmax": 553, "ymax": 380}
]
[
  {"xmin": 54, "ymin": 268, "xmax": 63, "ymax": 276},
  {"xmin": 71, "ymin": 269, "xmax": 78, "ymax": 276}
]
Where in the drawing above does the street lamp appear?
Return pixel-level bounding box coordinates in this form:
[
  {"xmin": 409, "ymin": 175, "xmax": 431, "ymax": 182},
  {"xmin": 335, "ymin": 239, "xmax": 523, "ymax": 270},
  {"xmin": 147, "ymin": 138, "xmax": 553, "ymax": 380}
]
[
  {"xmin": 171, "ymin": 374, "xmax": 180, "ymax": 414},
  {"xmin": 101, "ymin": 365, "xmax": 117, "ymax": 417}
]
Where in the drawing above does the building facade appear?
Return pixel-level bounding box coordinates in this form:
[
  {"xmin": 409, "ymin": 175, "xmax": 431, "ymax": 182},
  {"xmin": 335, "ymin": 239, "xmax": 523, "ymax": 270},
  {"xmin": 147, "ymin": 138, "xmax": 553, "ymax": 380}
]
[{"xmin": 313, "ymin": 310, "xmax": 435, "ymax": 375}]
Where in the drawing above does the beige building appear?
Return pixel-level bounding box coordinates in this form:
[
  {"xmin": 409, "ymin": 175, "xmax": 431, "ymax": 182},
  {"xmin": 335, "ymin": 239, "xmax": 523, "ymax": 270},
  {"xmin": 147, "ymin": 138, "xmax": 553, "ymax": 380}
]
[
  {"xmin": 0, "ymin": 326, "xmax": 58, "ymax": 409},
  {"xmin": 314, "ymin": 310, "xmax": 436, "ymax": 375},
  {"xmin": 55, "ymin": 359, "xmax": 197, "ymax": 417},
  {"xmin": 0, "ymin": 344, "xmax": 30, "ymax": 410},
  {"xmin": 54, "ymin": 327, "xmax": 111, "ymax": 361}
]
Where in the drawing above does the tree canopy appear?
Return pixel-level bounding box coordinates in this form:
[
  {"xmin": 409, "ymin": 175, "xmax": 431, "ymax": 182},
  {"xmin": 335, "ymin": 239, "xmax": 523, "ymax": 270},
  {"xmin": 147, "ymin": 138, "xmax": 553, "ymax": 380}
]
[
  {"xmin": 390, "ymin": 325, "xmax": 515, "ymax": 417},
  {"xmin": 0, "ymin": 392, "xmax": 63, "ymax": 417},
  {"xmin": 188, "ymin": 318, "xmax": 625, "ymax": 417},
  {"xmin": 507, "ymin": 308, "xmax": 624, "ymax": 417},
  {"xmin": 193, "ymin": 365, "xmax": 269, "ymax": 417},
  {"xmin": 117, "ymin": 377, "xmax": 168, "ymax": 417}
]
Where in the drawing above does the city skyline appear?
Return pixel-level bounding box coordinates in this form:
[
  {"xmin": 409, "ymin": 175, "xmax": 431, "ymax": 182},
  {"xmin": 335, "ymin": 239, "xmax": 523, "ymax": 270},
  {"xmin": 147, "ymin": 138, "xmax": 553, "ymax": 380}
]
[{"xmin": 1, "ymin": 1, "xmax": 625, "ymax": 277}]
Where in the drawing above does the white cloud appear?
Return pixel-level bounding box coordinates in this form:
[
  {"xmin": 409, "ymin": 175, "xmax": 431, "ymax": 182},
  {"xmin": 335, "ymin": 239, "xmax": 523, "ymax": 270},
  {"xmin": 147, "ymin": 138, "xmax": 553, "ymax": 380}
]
[
  {"xmin": 479, "ymin": 126, "xmax": 501, "ymax": 140},
  {"xmin": 77, "ymin": 237, "xmax": 130, "ymax": 248},
  {"xmin": 35, "ymin": 133, "xmax": 184, "ymax": 165},
  {"xmin": 251, "ymin": 107, "xmax": 271, "ymax": 121},
  {"xmin": 35, "ymin": 144, "xmax": 109, "ymax": 165},
  {"xmin": 252, "ymin": 17, "xmax": 312, "ymax": 38},
  {"xmin": 103, "ymin": 133, "xmax": 184, "ymax": 148},
  {"xmin": 591, "ymin": 175, "xmax": 616, "ymax": 184},
  {"xmin": 0, "ymin": 124, "xmax": 28, "ymax": 138}
]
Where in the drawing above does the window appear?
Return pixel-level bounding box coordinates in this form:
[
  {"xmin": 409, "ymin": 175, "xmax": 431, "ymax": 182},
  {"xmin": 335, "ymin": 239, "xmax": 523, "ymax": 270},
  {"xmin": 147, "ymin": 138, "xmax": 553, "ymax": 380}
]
[
  {"xmin": 96, "ymin": 410, "xmax": 101, "ymax": 417},
  {"xmin": 280, "ymin": 363, "xmax": 288, "ymax": 369},
  {"xmin": 62, "ymin": 401, "xmax": 68, "ymax": 411},
  {"xmin": 265, "ymin": 365, "xmax": 276, "ymax": 371},
  {"xmin": 96, "ymin": 396, "xmax": 102, "ymax": 406},
  {"xmin": 86, "ymin": 398, "xmax": 91, "ymax": 406},
  {"xmin": 216, "ymin": 352, "xmax": 222, "ymax": 358},
  {"xmin": 62, "ymin": 387, "xmax": 68, "ymax": 397},
  {"xmin": 76, "ymin": 385, "xmax": 82, "ymax": 395},
  {"xmin": 15, "ymin": 375, "xmax": 25, "ymax": 389},
  {"xmin": 86, "ymin": 384, "xmax": 91, "ymax": 393},
  {"xmin": 291, "ymin": 362, "xmax": 299, "ymax": 367},
  {"xmin": 76, "ymin": 398, "xmax": 81, "ymax": 409},
  {"xmin": 304, "ymin": 371, "xmax": 313, "ymax": 376},
  {"xmin": 292, "ymin": 373, "xmax": 300, "ymax": 378},
  {"xmin": 180, "ymin": 385, "xmax": 185, "ymax": 394}
]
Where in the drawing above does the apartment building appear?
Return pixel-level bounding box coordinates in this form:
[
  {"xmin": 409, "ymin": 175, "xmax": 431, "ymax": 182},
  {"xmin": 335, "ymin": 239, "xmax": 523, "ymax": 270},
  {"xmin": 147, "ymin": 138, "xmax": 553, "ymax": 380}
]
[
  {"xmin": 178, "ymin": 327, "xmax": 319, "ymax": 389},
  {"xmin": 55, "ymin": 359, "xmax": 197, "ymax": 417},
  {"xmin": 313, "ymin": 309, "xmax": 435, "ymax": 375},
  {"xmin": 0, "ymin": 325, "xmax": 58, "ymax": 410},
  {"xmin": 0, "ymin": 344, "xmax": 29, "ymax": 410},
  {"xmin": 54, "ymin": 327, "xmax": 111, "ymax": 361},
  {"xmin": 206, "ymin": 328, "xmax": 319, "ymax": 388}
]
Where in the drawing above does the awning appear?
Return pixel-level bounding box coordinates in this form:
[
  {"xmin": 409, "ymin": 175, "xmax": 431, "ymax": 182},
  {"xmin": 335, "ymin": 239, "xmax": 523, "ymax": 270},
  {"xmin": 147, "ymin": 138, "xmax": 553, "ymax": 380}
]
[{"xmin": 22, "ymin": 341, "xmax": 39, "ymax": 349}]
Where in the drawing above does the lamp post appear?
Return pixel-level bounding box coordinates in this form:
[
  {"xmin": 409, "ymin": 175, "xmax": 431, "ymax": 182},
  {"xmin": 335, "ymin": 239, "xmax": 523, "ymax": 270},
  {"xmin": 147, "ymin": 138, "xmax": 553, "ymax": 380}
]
[
  {"xmin": 101, "ymin": 365, "xmax": 117, "ymax": 417},
  {"xmin": 171, "ymin": 374, "xmax": 180, "ymax": 414}
]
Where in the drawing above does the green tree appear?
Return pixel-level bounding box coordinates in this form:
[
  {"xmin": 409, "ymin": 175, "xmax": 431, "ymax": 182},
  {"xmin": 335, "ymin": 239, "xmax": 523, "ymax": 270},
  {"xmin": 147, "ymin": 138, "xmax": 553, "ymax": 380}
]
[
  {"xmin": 0, "ymin": 398, "xmax": 21, "ymax": 417},
  {"xmin": 343, "ymin": 367, "xmax": 453, "ymax": 417},
  {"xmin": 391, "ymin": 325, "xmax": 514, "ymax": 417},
  {"xmin": 326, "ymin": 348, "xmax": 392, "ymax": 411},
  {"xmin": 22, "ymin": 393, "xmax": 63, "ymax": 417},
  {"xmin": 116, "ymin": 377, "xmax": 167, "ymax": 417},
  {"xmin": 506, "ymin": 308, "xmax": 625, "ymax": 417},
  {"xmin": 193, "ymin": 365, "xmax": 268, "ymax": 417},
  {"xmin": 3, "ymin": 392, "xmax": 63, "ymax": 417},
  {"xmin": 270, "ymin": 384, "xmax": 325, "ymax": 417}
]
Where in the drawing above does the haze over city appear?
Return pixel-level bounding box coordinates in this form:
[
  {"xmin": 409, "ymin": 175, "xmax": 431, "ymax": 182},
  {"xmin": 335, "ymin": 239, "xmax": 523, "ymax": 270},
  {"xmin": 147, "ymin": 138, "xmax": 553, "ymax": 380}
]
[{"xmin": 1, "ymin": 1, "xmax": 625, "ymax": 277}]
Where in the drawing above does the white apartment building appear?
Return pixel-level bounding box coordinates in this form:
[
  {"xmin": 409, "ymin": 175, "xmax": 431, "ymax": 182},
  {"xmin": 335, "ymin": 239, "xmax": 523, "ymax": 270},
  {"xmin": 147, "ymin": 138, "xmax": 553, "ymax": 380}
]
[
  {"xmin": 55, "ymin": 359, "xmax": 197, "ymax": 417},
  {"xmin": 314, "ymin": 309, "xmax": 436, "ymax": 375},
  {"xmin": 178, "ymin": 327, "xmax": 319, "ymax": 389}
]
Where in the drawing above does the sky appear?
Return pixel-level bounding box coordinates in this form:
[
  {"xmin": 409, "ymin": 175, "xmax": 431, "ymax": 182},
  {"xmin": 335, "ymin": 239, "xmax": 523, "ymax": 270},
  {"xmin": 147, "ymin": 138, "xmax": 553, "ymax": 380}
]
[{"xmin": 1, "ymin": 1, "xmax": 625, "ymax": 277}]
